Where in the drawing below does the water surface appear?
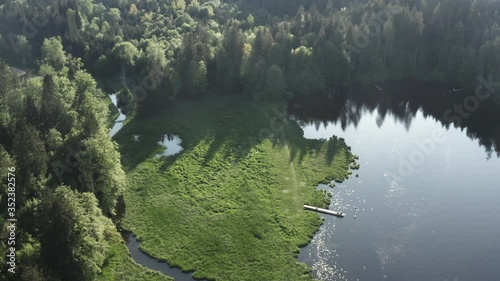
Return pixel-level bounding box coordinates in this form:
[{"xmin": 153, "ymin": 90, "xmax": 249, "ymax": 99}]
[
  {"xmin": 110, "ymin": 94, "xmax": 126, "ymax": 137},
  {"xmin": 156, "ymin": 134, "xmax": 184, "ymax": 157},
  {"xmin": 125, "ymin": 234, "xmax": 202, "ymax": 281},
  {"xmin": 293, "ymin": 82, "xmax": 500, "ymax": 281}
]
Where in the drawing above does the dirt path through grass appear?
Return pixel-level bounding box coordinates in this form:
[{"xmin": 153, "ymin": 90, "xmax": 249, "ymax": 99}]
[{"xmin": 282, "ymin": 130, "xmax": 303, "ymax": 218}]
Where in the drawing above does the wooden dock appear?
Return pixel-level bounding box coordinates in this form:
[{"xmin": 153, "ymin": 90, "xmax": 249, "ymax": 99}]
[{"xmin": 304, "ymin": 205, "xmax": 345, "ymax": 218}]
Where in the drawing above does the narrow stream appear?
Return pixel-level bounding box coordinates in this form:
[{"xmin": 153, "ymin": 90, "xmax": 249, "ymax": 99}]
[
  {"xmin": 110, "ymin": 94, "xmax": 194, "ymax": 281},
  {"xmin": 110, "ymin": 94, "xmax": 126, "ymax": 137},
  {"xmin": 124, "ymin": 234, "xmax": 202, "ymax": 281}
]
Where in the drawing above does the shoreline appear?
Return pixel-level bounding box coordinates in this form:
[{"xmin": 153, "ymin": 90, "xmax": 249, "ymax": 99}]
[{"xmin": 116, "ymin": 97, "xmax": 355, "ymax": 281}]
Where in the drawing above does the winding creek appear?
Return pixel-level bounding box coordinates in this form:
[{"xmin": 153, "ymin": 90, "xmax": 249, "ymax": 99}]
[
  {"xmin": 110, "ymin": 94, "xmax": 196, "ymax": 280},
  {"xmin": 293, "ymin": 81, "xmax": 500, "ymax": 281},
  {"xmin": 124, "ymin": 234, "xmax": 201, "ymax": 281},
  {"xmin": 109, "ymin": 94, "xmax": 126, "ymax": 137}
]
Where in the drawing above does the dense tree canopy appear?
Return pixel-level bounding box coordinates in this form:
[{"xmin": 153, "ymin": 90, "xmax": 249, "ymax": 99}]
[
  {"xmin": 0, "ymin": 51, "xmax": 125, "ymax": 280},
  {"xmin": 1, "ymin": 0, "xmax": 499, "ymax": 114},
  {"xmin": 39, "ymin": 186, "xmax": 112, "ymax": 281}
]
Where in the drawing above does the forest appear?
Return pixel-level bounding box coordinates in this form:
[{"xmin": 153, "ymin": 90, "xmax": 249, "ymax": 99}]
[
  {"xmin": 1, "ymin": 0, "xmax": 500, "ymax": 114},
  {"xmin": 1, "ymin": 0, "xmax": 500, "ymax": 280}
]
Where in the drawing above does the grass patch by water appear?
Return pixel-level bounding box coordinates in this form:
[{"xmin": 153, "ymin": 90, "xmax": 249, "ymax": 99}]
[{"xmin": 116, "ymin": 96, "xmax": 354, "ymax": 281}]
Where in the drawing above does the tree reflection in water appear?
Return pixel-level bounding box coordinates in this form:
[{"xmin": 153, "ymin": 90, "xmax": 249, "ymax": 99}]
[{"xmin": 289, "ymin": 79, "xmax": 500, "ymax": 158}]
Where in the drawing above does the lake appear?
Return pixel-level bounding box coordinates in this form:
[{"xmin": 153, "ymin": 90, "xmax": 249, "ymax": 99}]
[{"xmin": 292, "ymin": 80, "xmax": 500, "ymax": 281}]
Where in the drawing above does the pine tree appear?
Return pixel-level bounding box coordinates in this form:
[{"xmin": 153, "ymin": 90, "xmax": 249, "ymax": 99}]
[{"xmin": 264, "ymin": 64, "xmax": 287, "ymax": 100}]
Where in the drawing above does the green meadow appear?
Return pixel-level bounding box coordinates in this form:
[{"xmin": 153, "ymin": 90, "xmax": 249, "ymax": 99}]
[{"xmin": 115, "ymin": 97, "xmax": 355, "ymax": 281}]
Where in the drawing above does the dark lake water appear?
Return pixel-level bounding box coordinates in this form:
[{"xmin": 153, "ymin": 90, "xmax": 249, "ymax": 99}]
[{"xmin": 292, "ymin": 81, "xmax": 500, "ymax": 281}]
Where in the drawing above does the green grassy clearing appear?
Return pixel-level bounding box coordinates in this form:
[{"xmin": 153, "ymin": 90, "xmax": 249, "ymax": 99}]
[{"xmin": 115, "ymin": 96, "xmax": 355, "ymax": 281}]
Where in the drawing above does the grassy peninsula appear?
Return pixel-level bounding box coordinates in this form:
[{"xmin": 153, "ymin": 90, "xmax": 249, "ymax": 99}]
[{"xmin": 116, "ymin": 97, "xmax": 355, "ymax": 281}]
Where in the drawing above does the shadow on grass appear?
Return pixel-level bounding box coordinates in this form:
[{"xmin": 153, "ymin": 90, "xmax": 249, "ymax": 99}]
[
  {"xmin": 115, "ymin": 96, "xmax": 356, "ymax": 281},
  {"xmin": 114, "ymin": 96, "xmax": 351, "ymax": 185},
  {"xmin": 114, "ymin": 98, "xmax": 258, "ymax": 172}
]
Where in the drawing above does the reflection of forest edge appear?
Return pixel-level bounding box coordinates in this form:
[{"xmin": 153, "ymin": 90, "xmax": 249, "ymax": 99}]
[{"xmin": 289, "ymin": 79, "xmax": 500, "ymax": 158}]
